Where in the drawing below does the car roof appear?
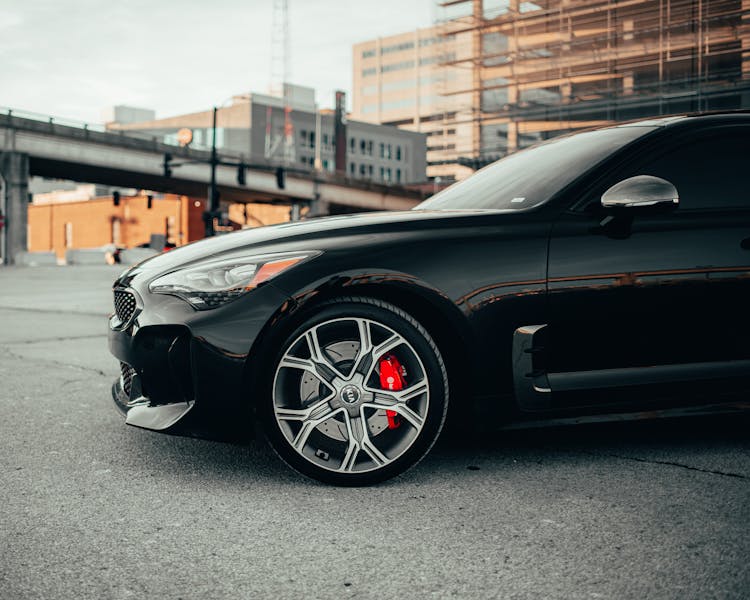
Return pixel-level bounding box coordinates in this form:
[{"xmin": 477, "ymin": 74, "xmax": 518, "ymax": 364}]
[{"xmin": 615, "ymin": 110, "xmax": 750, "ymax": 130}]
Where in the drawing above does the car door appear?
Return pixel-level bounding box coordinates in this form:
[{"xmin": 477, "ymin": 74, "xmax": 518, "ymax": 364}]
[{"xmin": 537, "ymin": 124, "xmax": 750, "ymax": 410}]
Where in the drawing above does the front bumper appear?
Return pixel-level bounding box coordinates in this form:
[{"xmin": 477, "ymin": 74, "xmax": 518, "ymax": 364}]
[{"xmin": 107, "ymin": 279, "xmax": 291, "ymax": 438}]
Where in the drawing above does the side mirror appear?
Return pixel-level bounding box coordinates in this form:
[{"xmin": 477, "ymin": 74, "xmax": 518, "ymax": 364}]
[{"xmin": 601, "ymin": 175, "xmax": 679, "ymax": 209}]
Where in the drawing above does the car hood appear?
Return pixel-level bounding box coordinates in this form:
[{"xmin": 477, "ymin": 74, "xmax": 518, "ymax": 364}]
[{"xmin": 121, "ymin": 208, "xmax": 503, "ymax": 279}]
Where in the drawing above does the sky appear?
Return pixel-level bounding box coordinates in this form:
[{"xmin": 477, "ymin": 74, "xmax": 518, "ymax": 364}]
[{"xmin": 0, "ymin": 0, "xmax": 433, "ymax": 123}]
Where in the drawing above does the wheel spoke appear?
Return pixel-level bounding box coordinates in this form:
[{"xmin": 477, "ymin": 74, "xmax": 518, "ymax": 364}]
[
  {"xmin": 369, "ymin": 380, "xmax": 428, "ymax": 404},
  {"xmin": 355, "ymin": 318, "xmax": 373, "ymax": 355},
  {"xmin": 364, "ymin": 380, "xmax": 429, "ymax": 430},
  {"xmin": 356, "ymin": 328, "xmax": 408, "ymax": 381},
  {"xmin": 373, "ymin": 332, "xmax": 406, "ymax": 360},
  {"xmin": 365, "ymin": 401, "xmax": 424, "ymax": 429},
  {"xmin": 337, "ymin": 409, "xmax": 390, "ymax": 472},
  {"xmin": 279, "ymin": 354, "xmax": 337, "ymax": 387},
  {"xmin": 290, "ymin": 405, "xmax": 344, "ymax": 452},
  {"xmin": 305, "ymin": 327, "xmax": 346, "ymax": 381},
  {"xmin": 275, "ymin": 397, "xmax": 332, "ymax": 422},
  {"xmin": 346, "ymin": 318, "xmax": 373, "ymax": 377}
]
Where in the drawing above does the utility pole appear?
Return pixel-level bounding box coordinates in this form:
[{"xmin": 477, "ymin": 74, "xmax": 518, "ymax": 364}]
[{"xmin": 205, "ymin": 106, "xmax": 218, "ymax": 237}]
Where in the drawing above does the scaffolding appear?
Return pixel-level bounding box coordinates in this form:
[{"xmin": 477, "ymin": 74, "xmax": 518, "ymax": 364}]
[{"xmin": 433, "ymin": 0, "xmax": 750, "ymax": 170}]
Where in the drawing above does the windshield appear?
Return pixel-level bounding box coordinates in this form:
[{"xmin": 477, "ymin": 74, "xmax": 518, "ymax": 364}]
[{"xmin": 416, "ymin": 125, "xmax": 657, "ymax": 211}]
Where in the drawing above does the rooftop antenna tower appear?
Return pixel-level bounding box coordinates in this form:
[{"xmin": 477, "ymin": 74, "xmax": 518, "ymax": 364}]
[{"xmin": 265, "ymin": 0, "xmax": 295, "ymax": 164}]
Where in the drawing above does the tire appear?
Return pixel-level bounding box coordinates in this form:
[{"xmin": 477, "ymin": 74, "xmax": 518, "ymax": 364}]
[{"xmin": 258, "ymin": 297, "xmax": 449, "ymax": 486}]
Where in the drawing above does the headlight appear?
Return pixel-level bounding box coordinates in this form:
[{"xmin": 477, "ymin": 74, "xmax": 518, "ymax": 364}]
[{"xmin": 148, "ymin": 251, "xmax": 318, "ymax": 310}]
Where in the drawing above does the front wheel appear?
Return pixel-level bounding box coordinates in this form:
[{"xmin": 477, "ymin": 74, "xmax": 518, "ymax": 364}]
[{"xmin": 259, "ymin": 298, "xmax": 449, "ymax": 486}]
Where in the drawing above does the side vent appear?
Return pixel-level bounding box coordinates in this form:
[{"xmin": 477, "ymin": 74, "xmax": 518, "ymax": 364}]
[{"xmin": 512, "ymin": 324, "xmax": 552, "ymax": 411}]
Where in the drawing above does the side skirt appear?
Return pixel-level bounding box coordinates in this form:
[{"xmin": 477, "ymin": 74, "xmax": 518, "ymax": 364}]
[{"xmin": 512, "ymin": 324, "xmax": 750, "ymax": 411}]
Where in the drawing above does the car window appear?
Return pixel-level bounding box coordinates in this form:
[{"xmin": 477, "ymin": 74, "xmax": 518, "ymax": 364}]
[
  {"xmin": 415, "ymin": 125, "xmax": 655, "ymax": 211},
  {"xmin": 626, "ymin": 128, "xmax": 750, "ymax": 211}
]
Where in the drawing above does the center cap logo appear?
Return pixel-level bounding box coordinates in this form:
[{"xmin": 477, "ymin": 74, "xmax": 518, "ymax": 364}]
[{"xmin": 340, "ymin": 385, "xmax": 361, "ymax": 405}]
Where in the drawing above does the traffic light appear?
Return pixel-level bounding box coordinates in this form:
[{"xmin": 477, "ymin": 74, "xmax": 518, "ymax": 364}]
[
  {"xmin": 113, "ymin": 191, "xmax": 120, "ymax": 206},
  {"xmin": 237, "ymin": 163, "xmax": 246, "ymax": 186},
  {"xmin": 147, "ymin": 194, "xmax": 153, "ymax": 209},
  {"xmin": 276, "ymin": 167, "xmax": 285, "ymax": 189},
  {"xmin": 163, "ymin": 153, "xmax": 173, "ymax": 178}
]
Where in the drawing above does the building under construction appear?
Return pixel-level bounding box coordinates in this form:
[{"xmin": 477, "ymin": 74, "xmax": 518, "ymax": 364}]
[{"xmin": 353, "ymin": 0, "xmax": 750, "ymax": 181}]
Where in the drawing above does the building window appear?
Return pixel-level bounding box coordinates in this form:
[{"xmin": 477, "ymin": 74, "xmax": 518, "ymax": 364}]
[
  {"xmin": 362, "ymin": 67, "xmax": 377, "ymax": 77},
  {"xmin": 368, "ymin": 165, "xmax": 373, "ymax": 178},
  {"xmin": 396, "ymin": 146, "xmax": 402, "ymax": 161},
  {"xmin": 386, "ymin": 144, "xmax": 392, "ymax": 160},
  {"xmin": 300, "ymin": 130, "xmax": 307, "ymax": 143},
  {"xmin": 419, "ymin": 53, "xmax": 455, "ymax": 67},
  {"xmin": 309, "ymin": 132, "xmax": 315, "ymax": 149},
  {"xmin": 386, "ymin": 168, "xmax": 392, "ymax": 182},
  {"xmin": 380, "ymin": 167, "xmax": 385, "ymax": 180},
  {"xmin": 360, "ymin": 140, "xmax": 366, "ymax": 154},
  {"xmin": 380, "ymin": 60, "xmax": 415, "ymax": 74},
  {"xmin": 381, "ymin": 41, "xmax": 414, "ymax": 54},
  {"xmin": 322, "ymin": 133, "xmax": 329, "ymax": 148},
  {"xmin": 350, "ymin": 162, "xmax": 355, "ymax": 175},
  {"xmin": 379, "ymin": 143, "xmax": 385, "ymax": 158},
  {"xmin": 367, "ymin": 140, "xmax": 373, "ymax": 155},
  {"xmin": 322, "ymin": 159, "xmax": 329, "ymax": 170},
  {"xmin": 396, "ymin": 169, "xmax": 402, "ymax": 183},
  {"xmin": 350, "ymin": 137, "xmax": 356, "ymax": 152},
  {"xmin": 362, "ymin": 48, "xmax": 376, "ymax": 59},
  {"xmin": 359, "ymin": 164, "xmax": 366, "ymax": 176}
]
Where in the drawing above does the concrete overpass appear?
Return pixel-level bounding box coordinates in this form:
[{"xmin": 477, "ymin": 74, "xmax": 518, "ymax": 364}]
[{"xmin": 0, "ymin": 110, "xmax": 424, "ymax": 264}]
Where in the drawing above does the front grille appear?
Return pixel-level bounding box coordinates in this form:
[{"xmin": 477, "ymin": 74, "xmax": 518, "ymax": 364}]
[
  {"xmin": 120, "ymin": 362, "xmax": 137, "ymax": 397},
  {"xmin": 114, "ymin": 289, "xmax": 137, "ymax": 324}
]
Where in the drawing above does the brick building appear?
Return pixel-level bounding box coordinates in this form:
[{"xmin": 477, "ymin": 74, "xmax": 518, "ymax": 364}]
[{"xmin": 28, "ymin": 191, "xmax": 290, "ymax": 260}]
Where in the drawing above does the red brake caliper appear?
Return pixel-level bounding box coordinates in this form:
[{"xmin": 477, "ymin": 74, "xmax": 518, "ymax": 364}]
[{"xmin": 378, "ymin": 354, "xmax": 406, "ymax": 429}]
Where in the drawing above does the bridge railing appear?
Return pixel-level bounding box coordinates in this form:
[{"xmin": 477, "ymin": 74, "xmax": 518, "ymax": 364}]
[{"xmin": 0, "ymin": 106, "xmax": 425, "ymax": 199}]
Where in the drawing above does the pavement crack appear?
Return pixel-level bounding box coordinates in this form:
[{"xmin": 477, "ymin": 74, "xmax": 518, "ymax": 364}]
[
  {"xmin": 6, "ymin": 334, "xmax": 105, "ymax": 345},
  {"xmin": 0, "ymin": 305, "xmax": 106, "ymax": 318},
  {"xmin": 0, "ymin": 346, "xmax": 111, "ymax": 378},
  {"xmin": 593, "ymin": 451, "xmax": 747, "ymax": 480}
]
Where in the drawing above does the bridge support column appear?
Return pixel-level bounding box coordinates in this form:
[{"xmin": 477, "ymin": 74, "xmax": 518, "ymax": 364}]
[
  {"xmin": 0, "ymin": 152, "xmax": 30, "ymax": 265},
  {"xmin": 305, "ymin": 198, "xmax": 330, "ymax": 219}
]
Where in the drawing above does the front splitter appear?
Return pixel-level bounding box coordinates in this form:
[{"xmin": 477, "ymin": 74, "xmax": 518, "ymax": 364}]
[
  {"xmin": 111, "ymin": 375, "xmax": 194, "ymax": 431},
  {"xmin": 125, "ymin": 401, "xmax": 195, "ymax": 431}
]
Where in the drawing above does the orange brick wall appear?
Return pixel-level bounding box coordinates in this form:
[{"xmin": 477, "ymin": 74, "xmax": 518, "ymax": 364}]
[
  {"xmin": 227, "ymin": 203, "xmax": 290, "ymax": 227},
  {"xmin": 29, "ymin": 195, "xmax": 291, "ymax": 259},
  {"xmin": 29, "ymin": 195, "xmax": 199, "ymax": 259}
]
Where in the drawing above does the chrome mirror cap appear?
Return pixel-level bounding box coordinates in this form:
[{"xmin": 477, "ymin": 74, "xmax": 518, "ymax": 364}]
[{"xmin": 601, "ymin": 175, "xmax": 679, "ymax": 209}]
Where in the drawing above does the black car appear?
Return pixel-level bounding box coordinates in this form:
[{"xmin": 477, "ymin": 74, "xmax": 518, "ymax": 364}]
[{"xmin": 109, "ymin": 112, "xmax": 750, "ymax": 485}]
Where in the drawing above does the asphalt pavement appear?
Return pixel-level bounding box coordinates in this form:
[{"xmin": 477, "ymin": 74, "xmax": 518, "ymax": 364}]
[{"xmin": 0, "ymin": 265, "xmax": 748, "ymax": 599}]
